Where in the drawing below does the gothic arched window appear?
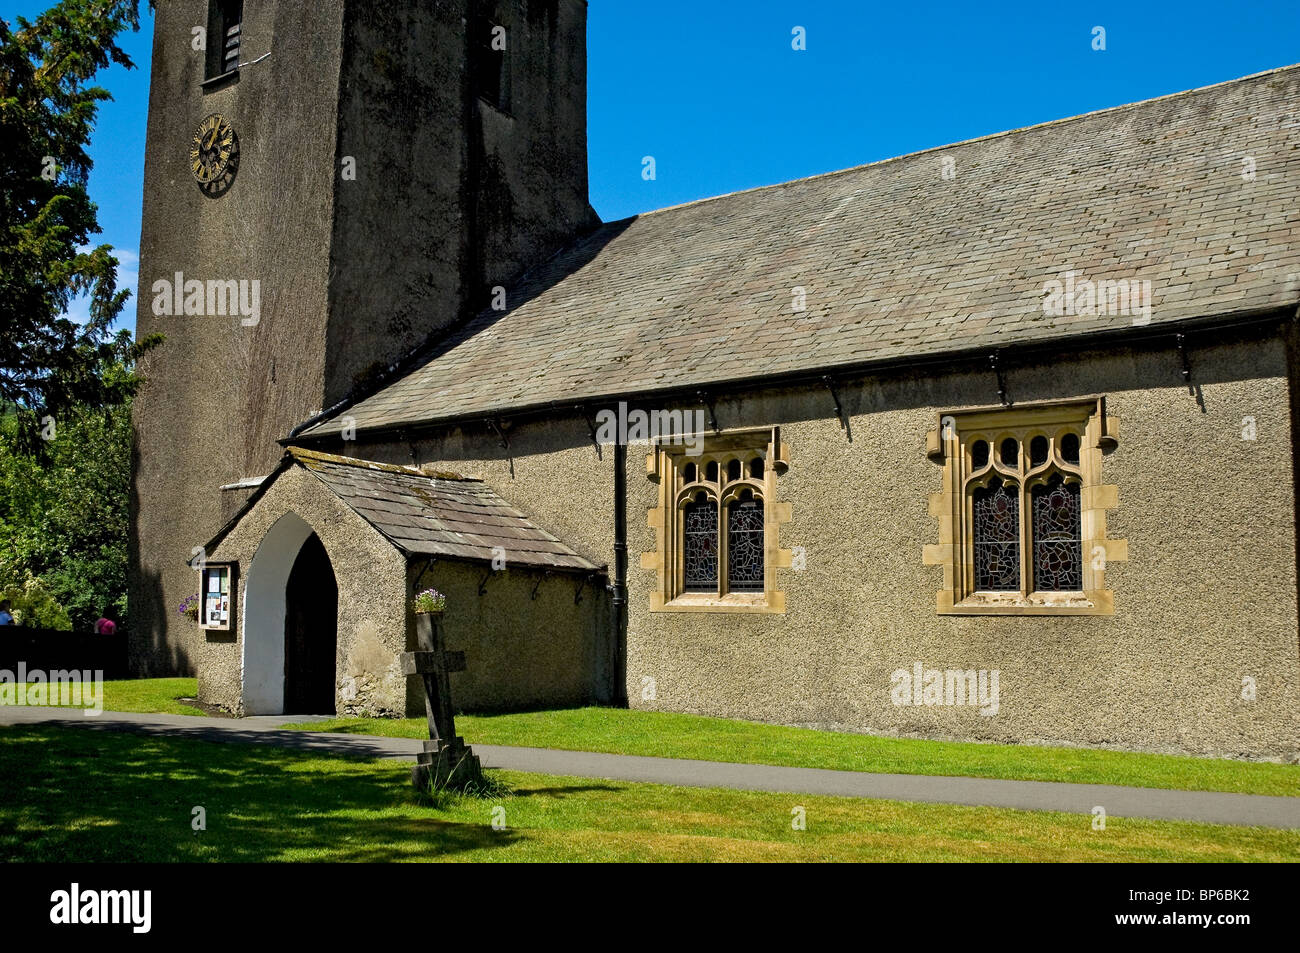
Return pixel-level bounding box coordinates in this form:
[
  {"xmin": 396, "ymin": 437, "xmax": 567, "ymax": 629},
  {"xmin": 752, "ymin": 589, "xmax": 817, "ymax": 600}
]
[
  {"xmin": 650, "ymin": 436, "xmax": 788, "ymax": 613},
  {"xmin": 727, "ymin": 491, "xmax": 765, "ymax": 592},
  {"xmin": 1031, "ymin": 476, "xmax": 1082, "ymax": 591},
  {"xmin": 927, "ymin": 400, "xmax": 1126, "ymax": 615},
  {"xmin": 683, "ymin": 493, "xmax": 718, "ymax": 592},
  {"xmin": 973, "ymin": 478, "xmax": 1020, "ymax": 591}
]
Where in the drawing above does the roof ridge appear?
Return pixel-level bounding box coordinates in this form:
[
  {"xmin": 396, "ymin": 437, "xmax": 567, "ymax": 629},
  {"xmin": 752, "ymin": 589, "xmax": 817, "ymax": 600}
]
[
  {"xmin": 633, "ymin": 62, "xmax": 1300, "ymax": 220},
  {"xmin": 286, "ymin": 446, "xmax": 476, "ymax": 481}
]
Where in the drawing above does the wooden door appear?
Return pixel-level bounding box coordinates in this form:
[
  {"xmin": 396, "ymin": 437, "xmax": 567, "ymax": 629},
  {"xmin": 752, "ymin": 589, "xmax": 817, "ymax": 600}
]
[{"xmin": 283, "ymin": 533, "xmax": 338, "ymax": 714}]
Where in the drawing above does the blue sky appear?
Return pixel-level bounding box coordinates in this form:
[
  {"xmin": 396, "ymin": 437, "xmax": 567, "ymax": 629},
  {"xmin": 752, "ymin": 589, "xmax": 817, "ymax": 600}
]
[{"xmin": 3, "ymin": 0, "xmax": 1297, "ymax": 334}]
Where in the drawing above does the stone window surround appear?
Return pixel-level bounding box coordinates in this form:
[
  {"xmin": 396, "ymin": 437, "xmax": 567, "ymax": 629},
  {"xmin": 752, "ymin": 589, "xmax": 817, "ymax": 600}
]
[
  {"xmin": 924, "ymin": 396, "xmax": 1128, "ymax": 615},
  {"xmin": 643, "ymin": 427, "xmax": 792, "ymax": 614}
]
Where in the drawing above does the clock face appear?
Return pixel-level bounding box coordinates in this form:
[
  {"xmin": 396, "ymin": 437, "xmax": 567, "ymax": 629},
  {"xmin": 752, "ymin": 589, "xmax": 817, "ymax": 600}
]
[{"xmin": 190, "ymin": 113, "xmax": 239, "ymax": 195}]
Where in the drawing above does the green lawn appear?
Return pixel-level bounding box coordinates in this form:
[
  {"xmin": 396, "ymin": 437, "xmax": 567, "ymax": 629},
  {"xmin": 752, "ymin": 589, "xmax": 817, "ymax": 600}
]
[
  {"xmin": 1, "ymin": 725, "xmax": 1294, "ymax": 862},
  {"xmin": 290, "ymin": 707, "xmax": 1300, "ymax": 798},
  {"xmin": 8, "ymin": 676, "xmax": 206, "ymax": 717},
  {"xmin": 31, "ymin": 677, "xmax": 1300, "ymax": 798},
  {"xmin": 96, "ymin": 678, "xmax": 208, "ymax": 716}
]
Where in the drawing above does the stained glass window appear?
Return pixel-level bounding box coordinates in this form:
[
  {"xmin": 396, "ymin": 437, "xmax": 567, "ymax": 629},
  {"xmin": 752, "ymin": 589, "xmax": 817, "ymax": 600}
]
[
  {"xmin": 973, "ymin": 479, "xmax": 1020, "ymax": 591},
  {"xmin": 1032, "ymin": 477, "xmax": 1082, "ymax": 591},
  {"xmin": 683, "ymin": 496, "xmax": 718, "ymax": 591},
  {"xmin": 939, "ymin": 407, "xmax": 1111, "ymax": 610},
  {"xmin": 727, "ymin": 497, "xmax": 765, "ymax": 592}
]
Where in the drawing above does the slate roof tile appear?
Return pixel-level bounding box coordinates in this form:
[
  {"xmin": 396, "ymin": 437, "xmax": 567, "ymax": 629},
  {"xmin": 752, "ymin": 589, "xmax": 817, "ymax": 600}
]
[
  {"xmin": 302, "ymin": 66, "xmax": 1300, "ymax": 438},
  {"xmin": 288, "ymin": 449, "xmax": 602, "ymax": 573}
]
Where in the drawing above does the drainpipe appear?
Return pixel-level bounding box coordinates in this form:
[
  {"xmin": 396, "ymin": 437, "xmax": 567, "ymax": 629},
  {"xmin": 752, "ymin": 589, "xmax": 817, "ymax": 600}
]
[{"xmin": 611, "ymin": 439, "xmax": 628, "ymax": 705}]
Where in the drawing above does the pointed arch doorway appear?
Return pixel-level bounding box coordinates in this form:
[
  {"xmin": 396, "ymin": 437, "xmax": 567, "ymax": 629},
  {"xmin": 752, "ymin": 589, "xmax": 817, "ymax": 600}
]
[
  {"xmin": 241, "ymin": 512, "xmax": 338, "ymax": 715},
  {"xmin": 283, "ymin": 532, "xmax": 338, "ymax": 714}
]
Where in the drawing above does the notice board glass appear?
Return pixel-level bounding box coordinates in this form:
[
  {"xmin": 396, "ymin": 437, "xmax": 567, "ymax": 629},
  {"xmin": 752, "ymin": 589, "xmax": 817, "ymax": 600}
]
[{"xmin": 201, "ymin": 564, "xmax": 235, "ymax": 631}]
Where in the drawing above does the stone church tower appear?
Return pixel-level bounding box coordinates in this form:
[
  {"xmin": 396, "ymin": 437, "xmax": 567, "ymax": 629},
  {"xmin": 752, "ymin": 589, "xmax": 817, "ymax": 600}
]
[{"xmin": 129, "ymin": 0, "xmax": 596, "ymax": 673}]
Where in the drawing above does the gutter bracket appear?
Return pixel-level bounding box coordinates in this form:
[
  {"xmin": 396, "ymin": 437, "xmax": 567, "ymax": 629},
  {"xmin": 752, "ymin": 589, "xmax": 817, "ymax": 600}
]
[
  {"xmin": 574, "ymin": 574, "xmax": 590, "ymax": 605},
  {"xmin": 578, "ymin": 404, "xmax": 603, "ymax": 459},
  {"xmin": 477, "ymin": 568, "xmax": 492, "ymax": 597},
  {"xmin": 486, "ymin": 416, "xmax": 515, "ymax": 477},
  {"xmin": 485, "ymin": 417, "xmax": 510, "ymax": 453},
  {"xmin": 531, "ymin": 570, "xmax": 552, "ymax": 601},
  {"xmin": 822, "ymin": 376, "xmax": 853, "ymax": 441},
  {"xmin": 1176, "ymin": 333, "xmax": 1193, "ymax": 384},
  {"xmin": 990, "ymin": 351, "xmax": 1009, "ymax": 406},
  {"xmin": 411, "ymin": 557, "xmax": 437, "ymax": 595},
  {"xmin": 821, "ymin": 375, "xmax": 850, "ymax": 439},
  {"xmin": 696, "ymin": 390, "xmax": 719, "ymax": 432}
]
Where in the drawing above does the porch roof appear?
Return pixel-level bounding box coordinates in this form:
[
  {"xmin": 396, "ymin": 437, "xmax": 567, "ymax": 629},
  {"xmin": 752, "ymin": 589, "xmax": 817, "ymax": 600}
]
[{"xmin": 208, "ymin": 448, "xmax": 604, "ymax": 574}]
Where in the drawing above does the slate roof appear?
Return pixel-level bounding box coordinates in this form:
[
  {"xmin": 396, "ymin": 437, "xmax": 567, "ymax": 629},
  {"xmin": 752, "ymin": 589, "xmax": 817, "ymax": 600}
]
[
  {"xmin": 217, "ymin": 449, "xmax": 602, "ymax": 573},
  {"xmin": 303, "ymin": 65, "xmax": 1300, "ymax": 438}
]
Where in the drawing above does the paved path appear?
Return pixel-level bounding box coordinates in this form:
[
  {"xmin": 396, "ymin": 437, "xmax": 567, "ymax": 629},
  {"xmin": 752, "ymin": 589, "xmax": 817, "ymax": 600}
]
[{"xmin": 2, "ymin": 707, "xmax": 1297, "ymax": 829}]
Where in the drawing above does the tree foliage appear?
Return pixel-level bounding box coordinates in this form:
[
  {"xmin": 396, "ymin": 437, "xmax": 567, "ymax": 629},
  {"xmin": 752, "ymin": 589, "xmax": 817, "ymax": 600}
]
[
  {"xmin": 0, "ymin": 398, "xmax": 132, "ymax": 630},
  {"xmin": 0, "ymin": 573, "xmax": 74, "ymax": 630},
  {"xmin": 0, "ymin": 0, "xmax": 157, "ymax": 450}
]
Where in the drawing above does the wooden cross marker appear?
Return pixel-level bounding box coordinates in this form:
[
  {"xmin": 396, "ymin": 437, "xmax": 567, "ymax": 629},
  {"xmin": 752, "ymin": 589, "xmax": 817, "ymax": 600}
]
[{"xmin": 401, "ymin": 611, "xmax": 482, "ymax": 790}]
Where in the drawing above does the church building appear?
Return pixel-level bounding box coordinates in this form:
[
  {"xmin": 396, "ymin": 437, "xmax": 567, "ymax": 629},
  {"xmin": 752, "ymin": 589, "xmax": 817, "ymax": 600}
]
[{"xmin": 129, "ymin": 1, "xmax": 1300, "ymax": 759}]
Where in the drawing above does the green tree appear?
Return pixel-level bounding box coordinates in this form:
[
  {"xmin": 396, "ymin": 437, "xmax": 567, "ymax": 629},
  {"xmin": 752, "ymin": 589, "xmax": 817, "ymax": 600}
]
[
  {"xmin": 0, "ymin": 573, "xmax": 74, "ymax": 630},
  {"xmin": 0, "ymin": 0, "xmax": 157, "ymax": 450},
  {"xmin": 0, "ymin": 398, "xmax": 132, "ymax": 630}
]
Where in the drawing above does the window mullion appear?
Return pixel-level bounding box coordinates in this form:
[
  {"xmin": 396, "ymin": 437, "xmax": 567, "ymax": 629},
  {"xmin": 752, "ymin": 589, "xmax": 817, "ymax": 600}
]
[
  {"xmin": 716, "ymin": 498, "xmax": 726, "ymax": 597},
  {"xmin": 1019, "ymin": 440, "xmax": 1032, "ymax": 597},
  {"xmin": 1020, "ymin": 484, "xmax": 1033, "ymax": 596}
]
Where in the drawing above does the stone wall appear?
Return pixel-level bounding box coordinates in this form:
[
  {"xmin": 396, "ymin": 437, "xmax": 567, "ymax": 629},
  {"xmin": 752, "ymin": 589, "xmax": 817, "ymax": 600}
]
[
  {"xmin": 130, "ymin": 0, "xmax": 596, "ymax": 678},
  {"xmin": 202, "ymin": 466, "xmax": 408, "ymax": 716},
  {"xmin": 130, "ymin": 0, "xmax": 346, "ymax": 678},
  {"xmin": 335, "ymin": 330, "xmax": 1300, "ymax": 758}
]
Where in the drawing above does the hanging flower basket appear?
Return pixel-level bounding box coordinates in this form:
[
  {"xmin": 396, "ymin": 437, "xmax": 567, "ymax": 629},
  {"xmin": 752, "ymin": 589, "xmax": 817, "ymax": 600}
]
[{"xmin": 413, "ymin": 588, "xmax": 447, "ymax": 615}]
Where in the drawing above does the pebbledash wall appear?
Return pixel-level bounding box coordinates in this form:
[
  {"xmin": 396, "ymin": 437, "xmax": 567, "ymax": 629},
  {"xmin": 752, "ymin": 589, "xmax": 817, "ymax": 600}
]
[
  {"xmin": 329, "ymin": 328, "xmax": 1300, "ymax": 759},
  {"xmin": 198, "ymin": 465, "xmax": 608, "ymax": 717},
  {"xmin": 200, "ymin": 466, "xmax": 409, "ymax": 716},
  {"xmin": 416, "ymin": 561, "xmax": 610, "ymax": 714}
]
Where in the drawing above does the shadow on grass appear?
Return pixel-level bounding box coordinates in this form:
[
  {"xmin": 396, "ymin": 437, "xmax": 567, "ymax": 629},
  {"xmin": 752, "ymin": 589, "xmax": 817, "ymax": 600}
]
[
  {"xmin": 29, "ymin": 715, "xmax": 416, "ymax": 758},
  {"xmin": 300, "ymin": 704, "xmax": 620, "ymax": 735},
  {"xmin": 510, "ymin": 784, "xmax": 620, "ymax": 799},
  {"xmin": 457, "ymin": 703, "xmax": 620, "ymax": 717},
  {"xmin": 0, "ymin": 725, "xmax": 522, "ymax": 862}
]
